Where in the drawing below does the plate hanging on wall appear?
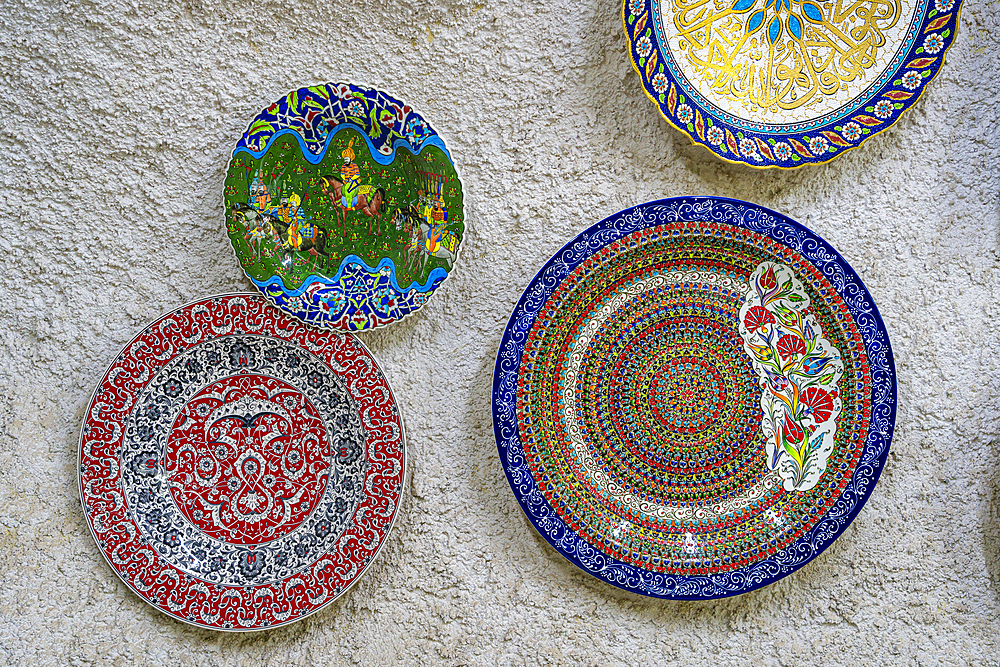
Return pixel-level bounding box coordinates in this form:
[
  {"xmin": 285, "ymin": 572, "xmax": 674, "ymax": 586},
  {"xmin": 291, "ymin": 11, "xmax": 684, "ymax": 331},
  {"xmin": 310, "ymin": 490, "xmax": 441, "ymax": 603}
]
[
  {"xmin": 79, "ymin": 294, "xmax": 406, "ymax": 630},
  {"xmin": 492, "ymin": 197, "xmax": 896, "ymax": 598},
  {"xmin": 623, "ymin": 0, "xmax": 963, "ymax": 168},
  {"xmin": 224, "ymin": 83, "xmax": 465, "ymax": 330}
]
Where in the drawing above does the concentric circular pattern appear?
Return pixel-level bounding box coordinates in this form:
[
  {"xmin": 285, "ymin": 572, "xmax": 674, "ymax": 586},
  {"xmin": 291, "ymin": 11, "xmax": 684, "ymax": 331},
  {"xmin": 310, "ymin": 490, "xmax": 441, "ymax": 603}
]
[
  {"xmin": 647, "ymin": 356, "xmax": 725, "ymax": 434},
  {"xmin": 497, "ymin": 198, "xmax": 894, "ymax": 597},
  {"xmin": 79, "ymin": 294, "xmax": 405, "ymax": 630}
]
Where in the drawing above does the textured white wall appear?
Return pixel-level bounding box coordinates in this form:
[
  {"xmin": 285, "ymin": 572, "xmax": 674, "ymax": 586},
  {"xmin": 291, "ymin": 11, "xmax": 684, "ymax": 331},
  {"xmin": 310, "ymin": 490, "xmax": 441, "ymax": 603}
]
[{"xmin": 1, "ymin": 0, "xmax": 998, "ymax": 664}]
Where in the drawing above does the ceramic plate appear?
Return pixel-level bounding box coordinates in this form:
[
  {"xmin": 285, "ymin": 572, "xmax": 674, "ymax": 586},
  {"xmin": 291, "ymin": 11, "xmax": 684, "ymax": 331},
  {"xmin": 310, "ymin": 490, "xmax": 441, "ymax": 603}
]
[
  {"xmin": 79, "ymin": 294, "xmax": 406, "ymax": 630},
  {"xmin": 624, "ymin": 0, "xmax": 963, "ymax": 168},
  {"xmin": 492, "ymin": 197, "xmax": 896, "ymax": 598},
  {"xmin": 224, "ymin": 83, "xmax": 465, "ymax": 330}
]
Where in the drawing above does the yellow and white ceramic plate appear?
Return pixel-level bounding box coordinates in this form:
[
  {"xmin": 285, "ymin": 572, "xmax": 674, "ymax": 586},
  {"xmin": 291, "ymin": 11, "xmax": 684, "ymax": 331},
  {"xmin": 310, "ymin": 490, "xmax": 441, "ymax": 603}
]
[{"xmin": 623, "ymin": 0, "xmax": 964, "ymax": 168}]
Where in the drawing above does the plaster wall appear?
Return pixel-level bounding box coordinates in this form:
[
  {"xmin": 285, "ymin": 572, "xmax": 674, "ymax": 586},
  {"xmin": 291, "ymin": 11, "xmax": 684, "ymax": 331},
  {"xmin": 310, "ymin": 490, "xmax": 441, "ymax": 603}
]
[{"xmin": 0, "ymin": 0, "xmax": 998, "ymax": 664}]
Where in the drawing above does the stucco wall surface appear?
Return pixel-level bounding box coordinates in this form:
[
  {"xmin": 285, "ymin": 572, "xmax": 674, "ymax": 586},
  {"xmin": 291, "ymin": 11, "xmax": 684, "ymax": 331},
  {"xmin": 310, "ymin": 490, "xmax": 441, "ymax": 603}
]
[{"xmin": 0, "ymin": 0, "xmax": 998, "ymax": 664}]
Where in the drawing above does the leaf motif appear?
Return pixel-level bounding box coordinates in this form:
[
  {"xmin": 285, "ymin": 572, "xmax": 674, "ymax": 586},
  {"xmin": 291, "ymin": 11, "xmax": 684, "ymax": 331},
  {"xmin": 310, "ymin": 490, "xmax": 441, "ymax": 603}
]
[
  {"xmin": 907, "ymin": 57, "xmax": 936, "ymax": 68},
  {"xmin": 787, "ymin": 14, "xmax": 802, "ymax": 40},
  {"xmin": 248, "ymin": 119, "xmax": 274, "ymax": 135},
  {"xmin": 634, "ymin": 11, "xmax": 648, "ymax": 35},
  {"xmin": 926, "ymin": 14, "xmax": 951, "ymax": 31},
  {"xmin": 746, "ymin": 9, "xmax": 766, "ymax": 34},
  {"xmin": 307, "ymin": 85, "xmax": 330, "ymax": 100},
  {"xmin": 821, "ymin": 130, "xmax": 850, "ymax": 147},
  {"xmin": 801, "ymin": 1, "xmax": 823, "ymax": 22},
  {"xmin": 767, "ymin": 16, "xmax": 782, "ymax": 44},
  {"xmin": 852, "ymin": 114, "xmax": 883, "ymax": 126},
  {"xmin": 755, "ymin": 137, "xmax": 774, "ymax": 160},
  {"xmin": 789, "ymin": 138, "xmax": 812, "ymax": 156},
  {"xmin": 884, "ymin": 90, "xmax": 914, "ymax": 100},
  {"xmin": 731, "ymin": 0, "xmax": 756, "ymax": 10}
]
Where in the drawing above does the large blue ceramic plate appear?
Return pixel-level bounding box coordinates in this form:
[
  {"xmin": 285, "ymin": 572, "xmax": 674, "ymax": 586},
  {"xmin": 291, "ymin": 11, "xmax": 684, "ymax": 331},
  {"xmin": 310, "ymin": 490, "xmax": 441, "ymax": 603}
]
[
  {"xmin": 624, "ymin": 0, "xmax": 964, "ymax": 168},
  {"xmin": 492, "ymin": 197, "xmax": 896, "ymax": 598}
]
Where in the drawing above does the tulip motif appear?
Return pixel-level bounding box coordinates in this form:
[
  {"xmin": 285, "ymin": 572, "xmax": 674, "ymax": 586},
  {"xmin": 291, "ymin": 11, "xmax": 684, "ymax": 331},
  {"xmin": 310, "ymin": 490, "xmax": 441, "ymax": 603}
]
[{"xmin": 739, "ymin": 262, "xmax": 845, "ymax": 491}]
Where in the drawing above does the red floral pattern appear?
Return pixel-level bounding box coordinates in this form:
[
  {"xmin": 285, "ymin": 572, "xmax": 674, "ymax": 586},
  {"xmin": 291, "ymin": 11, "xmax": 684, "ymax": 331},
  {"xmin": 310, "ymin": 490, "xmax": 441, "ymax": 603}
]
[
  {"xmin": 800, "ymin": 386, "xmax": 835, "ymax": 423},
  {"xmin": 79, "ymin": 294, "xmax": 405, "ymax": 630},
  {"xmin": 743, "ymin": 305, "xmax": 775, "ymax": 331},
  {"xmin": 776, "ymin": 334, "xmax": 806, "ymax": 358}
]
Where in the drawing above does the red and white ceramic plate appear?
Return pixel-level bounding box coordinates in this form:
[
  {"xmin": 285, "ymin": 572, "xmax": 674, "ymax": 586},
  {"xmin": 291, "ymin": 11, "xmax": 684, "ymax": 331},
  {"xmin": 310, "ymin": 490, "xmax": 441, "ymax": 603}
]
[{"xmin": 79, "ymin": 294, "xmax": 405, "ymax": 631}]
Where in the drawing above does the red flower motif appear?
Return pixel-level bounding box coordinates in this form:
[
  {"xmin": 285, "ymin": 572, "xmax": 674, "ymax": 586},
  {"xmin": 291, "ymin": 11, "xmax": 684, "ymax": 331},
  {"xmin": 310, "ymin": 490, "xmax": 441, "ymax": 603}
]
[
  {"xmin": 800, "ymin": 387, "xmax": 835, "ymax": 422},
  {"xmin": 760, "ymin": 266, "xmax": 778, "ymax": 291},
  {"xmin": 776, "ymin": 334, "xmax": 806, "ymax": 358},
  {"xmin": 744, "ymin": 306, "xmax": 775, "ymax": 331},
  {"xmin": 783, "ymin": 411, "xmax": 804, "ymax": 444}
]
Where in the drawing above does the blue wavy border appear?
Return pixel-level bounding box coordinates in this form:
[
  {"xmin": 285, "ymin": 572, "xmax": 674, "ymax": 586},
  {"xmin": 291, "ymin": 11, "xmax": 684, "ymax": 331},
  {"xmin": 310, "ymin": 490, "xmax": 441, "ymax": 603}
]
[
  {"xmin": 490, "ymin": 197, "xmax": 897, "ymax": 599},
  {"xmin": 232, "ymin": 126, "xmax": 452, "ymax": 167},
  {"xmin": 251, "ymin": 255, "xmax": 447, "ymax": 295}
]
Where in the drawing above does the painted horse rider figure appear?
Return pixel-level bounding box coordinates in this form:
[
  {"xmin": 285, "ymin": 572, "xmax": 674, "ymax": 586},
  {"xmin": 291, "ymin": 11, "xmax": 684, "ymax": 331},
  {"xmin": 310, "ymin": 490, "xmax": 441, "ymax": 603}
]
[
  {"xmin": 274, "ymin": 193, "xmax": 314, "ymax": 250},
  {"xmin": 340, "ymin": 139, "xmax": 361, "ymax": 210},
  {"xmin": 425, "ymin": 199, "xmax": 448, "ymax": 255}
]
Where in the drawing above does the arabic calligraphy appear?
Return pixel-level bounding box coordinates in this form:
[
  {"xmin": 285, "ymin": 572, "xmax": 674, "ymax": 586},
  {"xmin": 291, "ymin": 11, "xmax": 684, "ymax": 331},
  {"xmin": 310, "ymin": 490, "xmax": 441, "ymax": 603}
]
[{"xmin": 659, "ymin": 0, "xmax": 918, "ymax": 123}]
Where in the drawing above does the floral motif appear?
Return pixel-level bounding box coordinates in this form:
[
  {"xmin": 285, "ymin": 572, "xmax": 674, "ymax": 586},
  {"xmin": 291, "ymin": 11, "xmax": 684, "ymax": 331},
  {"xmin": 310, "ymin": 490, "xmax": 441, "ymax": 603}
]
[
  {"xmin": 739, "ymin": 262, "xmax": 845, "ymax": 492},
  {"xmin": 738, "ymin": 137, "xmax": 760, "ymax": 160},
  {"xmin": 706, "ymin": 125, "xmax": 724, "ymax": 145},
  {"xmin": 924, "ymin": 32, "xmax": 945, "ymax": 54},
  {"xmin": 777, "ymin": 333, "xmax": 807, "ymax": 358},
  {"xmin": 636, "ymin": 35, "xmax": 653, "ymax": 59},
  {"xmin": 800, "ymin": 386, "xmax": 835, "ymax": 422},
  {"xmin": 630, "ymin": 0, "xmax": 644, "ymax": 14},
  {"xmin": 744, "ymin": 305, "xmax": 775, "ymax": 330},
  {"xmin": 164, "ymin": 378, "xmax": 183, "ymax": 398},
  {"xmin": 346, "ymin": 99, "xmax": 365, "ymax": 116},
  {"xmin": 229, "ymin": 341, "xmax": 254, "ymax": 366},
  {"xmin": 237, "ymin": 551, "xmax": 266, "ymax": 580},
  {"xmin": 841, "ymin": 122, "xmax": 861, "ymax": 141},
  {"xmin": 676, "ymin": 104, "xmax": 693, "ymax": 124},
  {"xmin": 934, "ymin": 0, "xmax": 953, "ymax": 9},
  {"xmin": 873, "ymin": 99, "xmax": 894, "ymax": 119},
  {"xmin": 901, "ymin": 70, "xmax": 922, "ymax": 90},
  {"xmin": 772, "ymin": 141, "xmax": 792, "ymax": 160},
  {"xmin": 808, "ymin": 135, "xmax": 828, "ymax": 156},
  {"xmin": 651, "ymin": 71, "xmax": 668, "ymax": 93}
]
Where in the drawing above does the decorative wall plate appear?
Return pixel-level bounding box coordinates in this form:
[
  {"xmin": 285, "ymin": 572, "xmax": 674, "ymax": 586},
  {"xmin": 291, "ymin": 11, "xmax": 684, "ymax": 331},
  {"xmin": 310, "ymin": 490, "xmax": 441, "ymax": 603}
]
[
  {"xmin": 79, "ymin": 294, "xmax": 406, "ymax": 630},
  {"xmin": 224, "ymin": 83, "xmax": 465, "ymax": 330},
  {"xmin": 492, "ymin": 197, "xmax": 896, "ymax": 598},
  {"xmin": 623, "ymin": 0, "xmax": 963, "ymax": 168}
]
